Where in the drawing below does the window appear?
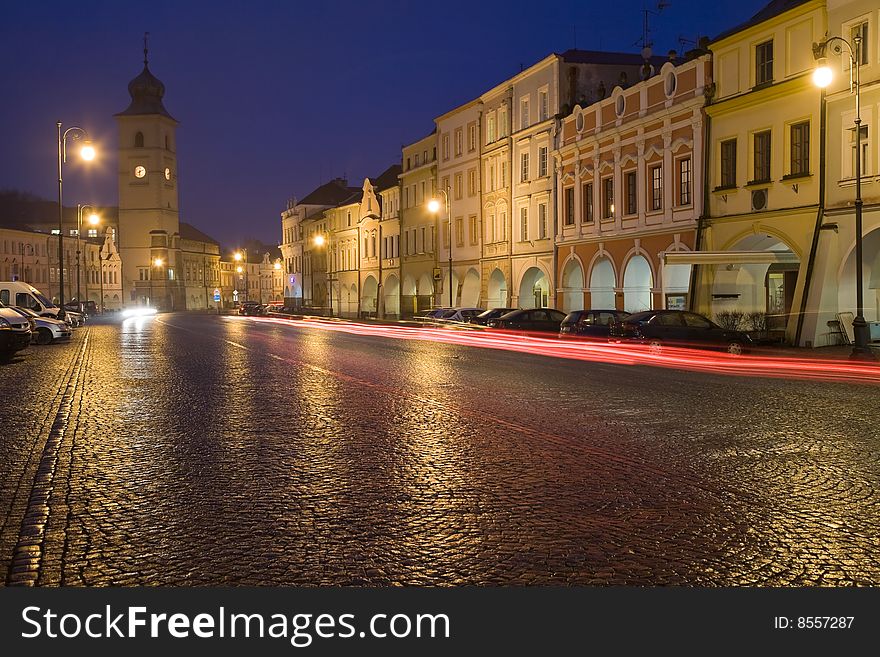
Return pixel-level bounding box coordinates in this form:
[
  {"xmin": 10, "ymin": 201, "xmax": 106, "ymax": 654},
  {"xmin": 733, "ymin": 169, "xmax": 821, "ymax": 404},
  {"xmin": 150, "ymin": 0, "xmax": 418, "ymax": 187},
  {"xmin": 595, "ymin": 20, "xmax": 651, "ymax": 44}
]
[
  {"xmin": 414, "ymin": 154, "xmax": 420, "ymax": 168},
  {"xmin": 851, "ymin": 21, "xmax": 868, "ymax": 66},
  {"xmin": 582, "ymin": 183, "xmax": 593, "ymax": 223},
  {"xmin": 538, "ymin": 203, "xmax": 548, "ymax": 239},
  {"xmin": 539, "ymin": 90, "xmax": 549, "ymax": 121},
  {"xmin": 753, "ymin": 130, "xmax": 771, "ymax": 183},
  {"xmin": 602, "ymin": 178, "xmax": 614, "ymax": 219},
  {"xmin": 469, "ymin": 215, "xmax": 478, "ymax": 245},
  {"xmin": 467, "ymin": 169, "xmax": 476, "ymax": 196},
  {"xmin": 538, "ymin": 147, "xmax": 548, "ymax": 177},
  {"xmin": 850, "ymin": 124, "xmax": 868, "ymax": 177},
  {"xmin": 488, "ymin": 164, "xmax": 495, "ymax": 191},
  {"xmin": 564, "ymin": 187, "xmax": 575, "ymax": 226},
  {"xmin": 468, "ymin": 123, "xmax": 477, "ymax": 152},
  {"xmin": 720, "ymin": 139, "xmax": 737, "ymax": 188},
  {"xmin": 455, "ymin": 128, "xmax": 463, "ymax": 156},
  {"xmin": 520, "ymin": 152, "xmax": 529, "ymax": 182},
  {"xmin": 520, "ymin": 97, "xmax": 530, "ymax": 130},
  {"xmin": 625, "ymin": 171, "xmax": 637, "ymax": 215},
  {"xmin": 501, "ymin": 161, "xmax": 507, "ymax": 187},
  {"xmin": 520, "ymin": 207, "xmax": 529, "ymax": 241},
  {"xmin": 499, "ymin": 107, "xmax": 508, "ymax": 137},
  {"xmin": 487, "ymin": 113, "xmax": 496, "ymax": 143},
  {"xmin": 755, "ymin": 40, "xmax": 773, "ymax": 86},
  {"xmin": 678, "ymin": 157, "xmax": 692, "ymax": 205},
  {"xmin": 455, "ymin": 174, "xmax": 463, "ymax": 200},
  {"xmin": 650, "ymin": 165, "xmax": 662, "ymax": 211},
  {"xmin": 134, "ymin": 132, "xmax": 144, "ymax": 147},
  {"xmin": 455, "ymin": 217, "xmax": 464, "ymax": 247},
  {"xmin": 790, "ymin": 121, "xmax": 810, "ymax": 177},
  {"xmin": 442, "ymin": 134, "xmax": 450, "ymax": 160}
]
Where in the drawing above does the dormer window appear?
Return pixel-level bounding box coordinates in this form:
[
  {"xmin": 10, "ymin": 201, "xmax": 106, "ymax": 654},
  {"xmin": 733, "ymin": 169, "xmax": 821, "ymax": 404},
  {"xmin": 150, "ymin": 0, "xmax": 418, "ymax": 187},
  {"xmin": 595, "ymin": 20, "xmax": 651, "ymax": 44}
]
[{"xmin": 135, "ymin": 132, "xmax": 144, "ymax": 148}]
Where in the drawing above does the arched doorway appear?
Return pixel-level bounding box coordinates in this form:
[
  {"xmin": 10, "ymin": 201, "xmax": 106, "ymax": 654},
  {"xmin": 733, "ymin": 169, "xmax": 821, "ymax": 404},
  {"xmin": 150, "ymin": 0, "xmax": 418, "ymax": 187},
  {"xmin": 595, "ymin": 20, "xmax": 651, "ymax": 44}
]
[
  {"xmin": 487, "ymin": 268, "xmax": 507, "ymax": 308},
  {"xmin": 589, "ymin": 257, "xmax": 616, "ymax": 309},
  {"xmin": 712, "ymin": 233, "xmax": 800, "ymax": 333},
  {"xmin": 623, "ymin": 255, "xmax": 653, "ymax": 312},
  {"xmin": 362, "ymin": 276, "xmax": 378, "ymax": 315},
  {"xmin": 839, "ymin": 227, "xmax": 880, "ymax": 323},
  {"xmin": 460, "ymin": 268, "xmax": 481, "ymax": 307},
  {"xmin": 519, "ymin": 267, "xmax": 548, "ymax": 309},
  {"xmin": 384, "ymin": 274, "xmax": 400, "ymax": 317},
  {"xmin": 560, "ymin": 259, "xmax": 584, "ymax": 312}
]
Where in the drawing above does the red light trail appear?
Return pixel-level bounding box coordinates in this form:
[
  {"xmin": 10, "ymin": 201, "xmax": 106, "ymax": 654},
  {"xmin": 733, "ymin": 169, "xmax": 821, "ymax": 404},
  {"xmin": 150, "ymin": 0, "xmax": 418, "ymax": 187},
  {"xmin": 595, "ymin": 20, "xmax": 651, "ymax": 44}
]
[{"xmin": 227, "ymin": 316, "xmax": 880, "ymax": 385}]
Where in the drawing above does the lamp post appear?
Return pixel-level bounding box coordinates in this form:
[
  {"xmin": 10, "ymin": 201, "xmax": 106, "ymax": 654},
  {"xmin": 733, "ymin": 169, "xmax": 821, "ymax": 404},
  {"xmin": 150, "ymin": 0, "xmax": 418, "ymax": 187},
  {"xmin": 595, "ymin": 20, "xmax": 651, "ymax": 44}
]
[
  {"xmin": 427, "ymin": 186, "xmax": 452, "ymax": 307},
  {"xmin": 151, "ymin": 257, "xmax": 163, "ymax": 308},
  {"xmin": 233, "ymin": 249, "xmax": 248, "ymax": 302},
  {"xmin": 312, "ymin": 233, "xmax": 333, "ymax": 316},
  {"xmin": 813, "ymin": 34, "xmax": 875, "ymax": 360},
  {"xmin": 98, "ymin": 249, "xmax": 105, "ymax": 314},
  {"xmin": 56, "ymin": 123, "xmax": 95, "ymax": 320},
  {"xmin": 75, "ymin": 204, "xmax": 100, "ymax": 305}
]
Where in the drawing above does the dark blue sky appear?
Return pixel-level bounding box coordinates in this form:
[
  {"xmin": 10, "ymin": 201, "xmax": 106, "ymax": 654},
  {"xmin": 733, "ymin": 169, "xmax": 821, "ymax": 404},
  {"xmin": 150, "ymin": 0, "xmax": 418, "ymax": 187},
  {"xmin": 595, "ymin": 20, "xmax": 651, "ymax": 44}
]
[{"xmin": 1, "ymin": 0, "xmax": 768, "ymax": 247}]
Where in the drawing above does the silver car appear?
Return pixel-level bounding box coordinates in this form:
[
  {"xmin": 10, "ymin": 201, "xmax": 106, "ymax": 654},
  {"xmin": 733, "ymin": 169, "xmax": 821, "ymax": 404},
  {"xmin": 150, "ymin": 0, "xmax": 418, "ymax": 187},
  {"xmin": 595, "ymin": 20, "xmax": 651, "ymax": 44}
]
[{"xmin": 10, "ymin": 306, "xmax": 72, "ymax": 344}]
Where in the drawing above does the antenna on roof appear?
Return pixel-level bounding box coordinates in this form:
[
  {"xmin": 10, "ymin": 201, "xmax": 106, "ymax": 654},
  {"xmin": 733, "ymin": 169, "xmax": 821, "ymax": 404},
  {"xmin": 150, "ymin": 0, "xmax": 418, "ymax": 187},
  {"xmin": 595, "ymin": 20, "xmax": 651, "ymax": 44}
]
[
  {"xmin": 634, "ymin": 1, "xmax": 669, "ymax": 59},
  {"xmin": 677, "ymin": 34, "xmax": 700, "ymax": 58},
  {"xmin": 143, "ymin": 32, "xmax": 150, "ymax": 66}
]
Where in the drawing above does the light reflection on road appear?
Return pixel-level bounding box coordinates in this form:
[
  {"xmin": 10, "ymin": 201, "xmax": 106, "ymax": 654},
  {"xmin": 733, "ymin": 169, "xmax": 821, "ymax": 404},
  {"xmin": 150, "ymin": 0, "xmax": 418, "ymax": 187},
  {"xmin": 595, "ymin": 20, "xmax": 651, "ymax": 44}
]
[{"xmin": 228, "ymin": 316, "xmax": 880, "ymax": 385}]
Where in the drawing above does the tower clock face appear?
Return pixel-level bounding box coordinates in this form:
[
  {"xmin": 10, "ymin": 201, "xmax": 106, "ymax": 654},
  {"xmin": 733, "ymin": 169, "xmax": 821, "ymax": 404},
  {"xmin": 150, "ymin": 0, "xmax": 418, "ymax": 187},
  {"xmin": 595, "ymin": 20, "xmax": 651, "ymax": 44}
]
[
  {"xmin": 134, "ymin": 166, "xmax": 146, "ymax": 179},
  {"xmin": 164, "ymin": 167, "xmax": 171, "ymax": 180}
]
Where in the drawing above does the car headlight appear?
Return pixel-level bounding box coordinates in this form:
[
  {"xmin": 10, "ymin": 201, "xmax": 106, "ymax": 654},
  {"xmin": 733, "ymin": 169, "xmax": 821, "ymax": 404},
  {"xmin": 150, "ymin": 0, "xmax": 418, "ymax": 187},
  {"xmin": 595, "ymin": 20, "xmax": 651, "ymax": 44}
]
[{"xmin": 0, "ymin": 317, "xmax": 10, "ymax": 329}]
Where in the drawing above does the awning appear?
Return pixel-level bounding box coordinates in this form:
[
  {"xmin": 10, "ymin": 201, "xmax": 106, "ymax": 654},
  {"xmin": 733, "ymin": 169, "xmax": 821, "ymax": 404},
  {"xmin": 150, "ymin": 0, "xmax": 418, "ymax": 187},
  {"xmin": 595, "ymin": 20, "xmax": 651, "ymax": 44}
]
[{"xmin": 661, "ymin": 251, "xmax": 799, "ymax": 266}]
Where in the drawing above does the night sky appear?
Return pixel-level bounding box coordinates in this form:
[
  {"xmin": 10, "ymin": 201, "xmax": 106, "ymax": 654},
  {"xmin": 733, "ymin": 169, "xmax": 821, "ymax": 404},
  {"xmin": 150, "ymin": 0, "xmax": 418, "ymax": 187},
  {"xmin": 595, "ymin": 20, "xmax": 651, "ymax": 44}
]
[{"xmin": 2, "ymin": 0, "xmax": 768, "ymax": 248}]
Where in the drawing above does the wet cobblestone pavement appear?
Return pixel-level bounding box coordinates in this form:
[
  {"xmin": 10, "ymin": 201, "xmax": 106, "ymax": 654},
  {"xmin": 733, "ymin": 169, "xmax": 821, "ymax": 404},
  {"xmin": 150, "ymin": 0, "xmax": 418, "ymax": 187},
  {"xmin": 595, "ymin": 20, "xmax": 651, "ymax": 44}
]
[{"xmin": 1, "ymin": 313, "xmax": 879, "ymax": 586}]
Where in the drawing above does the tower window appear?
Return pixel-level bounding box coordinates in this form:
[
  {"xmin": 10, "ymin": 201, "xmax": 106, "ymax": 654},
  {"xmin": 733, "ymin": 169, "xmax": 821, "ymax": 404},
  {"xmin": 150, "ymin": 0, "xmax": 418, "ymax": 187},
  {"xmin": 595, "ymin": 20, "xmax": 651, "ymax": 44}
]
[
  {"xmin": 165, "ymin": 135, "xmax": 170, "ymax": 150},
  {"xmin": 135, "ymin": 132, "xmax": 144, "ymax": 148}
]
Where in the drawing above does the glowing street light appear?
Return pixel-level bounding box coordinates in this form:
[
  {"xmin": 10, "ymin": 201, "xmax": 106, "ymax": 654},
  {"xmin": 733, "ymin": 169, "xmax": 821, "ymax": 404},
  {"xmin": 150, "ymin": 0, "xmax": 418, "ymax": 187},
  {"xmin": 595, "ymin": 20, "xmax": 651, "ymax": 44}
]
[
  {"xmin": 75, "ymin": 204, "xmax": 101, "ymax": 306},
  {"xmin": 427, "ymin": 187, "xmax": 452, "ymax": 307},
  {"xmin": 150, "ymin": 257, "xmax": 163, "ymax": 309},
  {"xmin": 813, "ymin": 34, "xmax": 874, "ymax": 360},
  {"xmin": 56, "ymin": 123, "xmax": 96, "ymax": 319}
]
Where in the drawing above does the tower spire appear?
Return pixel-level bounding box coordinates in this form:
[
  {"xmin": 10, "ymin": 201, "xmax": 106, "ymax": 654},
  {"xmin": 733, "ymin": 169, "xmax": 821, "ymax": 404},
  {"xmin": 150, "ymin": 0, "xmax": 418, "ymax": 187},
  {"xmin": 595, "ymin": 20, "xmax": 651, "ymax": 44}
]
[{"xmin": 143, "ymin": 31, "xmax": 150, "ymax": 67}]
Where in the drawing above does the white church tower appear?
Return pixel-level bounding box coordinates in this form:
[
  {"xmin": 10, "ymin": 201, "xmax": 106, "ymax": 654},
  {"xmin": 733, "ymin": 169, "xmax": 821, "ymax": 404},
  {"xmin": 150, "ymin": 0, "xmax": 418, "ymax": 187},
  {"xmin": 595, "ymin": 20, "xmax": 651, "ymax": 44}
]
[{"xmin": 115, "ymin": 37, "xmax": 183, "ymax": 310}]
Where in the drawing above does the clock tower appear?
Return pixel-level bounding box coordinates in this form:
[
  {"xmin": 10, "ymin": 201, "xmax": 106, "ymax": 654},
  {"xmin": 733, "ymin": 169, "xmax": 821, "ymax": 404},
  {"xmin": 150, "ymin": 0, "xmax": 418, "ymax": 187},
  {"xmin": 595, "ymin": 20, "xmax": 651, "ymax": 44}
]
[{"xmin": 115, "ymin": 41, "xmax": 182, "ymax": 309}]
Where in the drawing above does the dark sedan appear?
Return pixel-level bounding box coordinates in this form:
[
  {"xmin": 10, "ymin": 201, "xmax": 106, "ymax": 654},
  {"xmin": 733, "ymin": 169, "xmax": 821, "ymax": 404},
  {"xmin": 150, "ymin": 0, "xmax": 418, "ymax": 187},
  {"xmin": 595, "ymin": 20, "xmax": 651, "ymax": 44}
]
[
  {"xmin": 468, "ymin": 308, "xmax": 519, "ymax": 326},
  {"xmin": 238, "ymin": 302, "xmax": 267, "ymax": 316},
  {"xmin": 486, "ymin": 308, "xmax": 567, "ymax": 333},
  {"xmin": 560, "ymin": 309, "xmax": 630, "ymax": 339},
  {"xmin": 609, "ymin": 309, "xmax": 752, "ymax": 355}
]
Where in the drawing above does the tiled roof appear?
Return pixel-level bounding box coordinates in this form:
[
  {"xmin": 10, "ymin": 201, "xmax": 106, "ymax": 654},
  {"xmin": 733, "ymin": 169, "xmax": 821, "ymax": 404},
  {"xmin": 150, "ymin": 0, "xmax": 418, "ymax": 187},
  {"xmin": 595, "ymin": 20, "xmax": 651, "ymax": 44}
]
[
  {"xmin": 179, "ymin": 222, "xmax": 219, "ymax": 245},
  {"xmin": 299, "ymin": 179, "xmax": 362, "ymax": 206},
  {"xmin": 559, "ymin": 49, "xmax": 667, "ymax": 68},
  {"xmin": 371, "ymin": 164, "xmax": 403, "ymax": 192}
]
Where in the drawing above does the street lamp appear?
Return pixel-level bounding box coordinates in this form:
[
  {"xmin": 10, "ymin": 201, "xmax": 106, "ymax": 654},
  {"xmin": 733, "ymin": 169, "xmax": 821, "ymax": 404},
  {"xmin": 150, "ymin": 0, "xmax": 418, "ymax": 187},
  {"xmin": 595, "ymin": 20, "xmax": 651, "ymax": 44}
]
[
  {"xmin": 75, "ymin": 204, "xmax": 100, "ymax": 305},
  {"xmin": 428, "ymin": 186, "xmax": 452, "ymax": 307},
  {"xmin": 57, "ymin": 122, "xmax": 95, "ymax": 319},
  {"xmin": 312, "ymin": 233, "xmax": 335, "ymax": 316},
  {"xmin": 233, "ymin": 249, "xmax": 248, "ymax": 302},
  {"xmin": 151, "ymin": 257, "xmax": 163, "ymax": 308},
  {"xmin": 813, "ymin": 34, "xmax": 875, "ymax": 360}
]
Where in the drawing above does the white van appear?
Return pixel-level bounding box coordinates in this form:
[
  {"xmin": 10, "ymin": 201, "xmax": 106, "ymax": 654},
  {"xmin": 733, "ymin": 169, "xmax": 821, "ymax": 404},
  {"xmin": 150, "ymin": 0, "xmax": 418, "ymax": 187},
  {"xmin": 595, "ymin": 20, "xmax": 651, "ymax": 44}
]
[{"xmin": 0, "ymin": 281, "xmax": 64, "ymax": 319}]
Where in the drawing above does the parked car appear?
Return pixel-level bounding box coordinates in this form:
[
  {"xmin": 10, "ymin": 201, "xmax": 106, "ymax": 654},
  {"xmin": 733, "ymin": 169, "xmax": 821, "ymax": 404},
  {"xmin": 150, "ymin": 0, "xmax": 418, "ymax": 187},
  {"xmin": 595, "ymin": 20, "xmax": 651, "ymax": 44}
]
[
  {"xmin": 64, "ymin": 300, "xmax": 98, "ymax": 317},
  {"xmin": 238, "ymin": 301, "xmax": 267, "ymax": 316},
  {"xmin": 0, "ymin": 302, "xmax": 33, "ymax": 361},
  {"xmin": 468, "ymin": 308, "xmax": 519, "ymax": 326},
  {"xmin": 609, "ymin": 309, "xmax": 753, "ymax": 355},
  {"xmin": 8, "ymin": 306, "xmax": 71, "ymax": 344},
  {"xmin": 560, "ymin": 309, "xmax": 630, "ymax": 339},
  {"xmin": 413, "ymin": 308, "xmax": 453, "ymax": 323},
  {"xmin": 437, "ymin": 307, "xmax": 484, "ymax": 323},
  {"xmin": 486, "ymin": 308, "xmax": 568, "ymax": 333}
]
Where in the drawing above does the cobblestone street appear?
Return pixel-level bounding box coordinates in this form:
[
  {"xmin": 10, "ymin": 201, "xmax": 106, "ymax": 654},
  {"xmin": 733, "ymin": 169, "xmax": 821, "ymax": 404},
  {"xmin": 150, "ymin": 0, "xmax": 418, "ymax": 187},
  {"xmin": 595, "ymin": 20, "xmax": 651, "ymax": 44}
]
[{"xmin": 1, "ymin": 313, "xmax": 879, "ymax": 586}]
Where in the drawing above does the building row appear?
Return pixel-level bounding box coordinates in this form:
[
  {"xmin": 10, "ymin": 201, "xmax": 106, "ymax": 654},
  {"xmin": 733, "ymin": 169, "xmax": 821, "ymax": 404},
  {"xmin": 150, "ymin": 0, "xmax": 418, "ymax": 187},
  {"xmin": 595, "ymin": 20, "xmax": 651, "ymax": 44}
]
[{"xmin": 279, "ymin": 0, "xmax": 880, "ymax": 347}]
